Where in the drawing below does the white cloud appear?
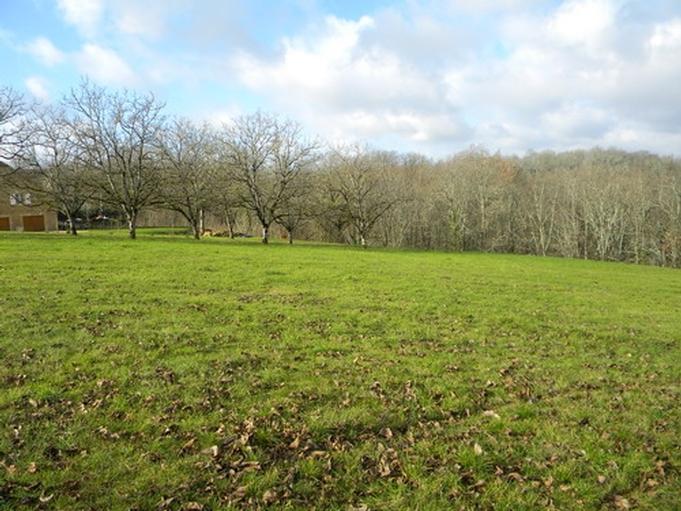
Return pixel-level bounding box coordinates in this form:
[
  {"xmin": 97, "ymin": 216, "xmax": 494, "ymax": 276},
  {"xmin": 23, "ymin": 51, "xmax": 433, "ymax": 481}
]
[
  {"xmin": 236, "ymin": 16, "xmax": 375, "ymax": 92},
  {"xmin": 649, "ymin": 18, "xmax": 681, "ymax": 51},
  {"xmin": 203, "ymin": 104, "xmax": 244, "ymax": 127},
  {"xmin": 57, "ymin": 0, "xmax": 103, "ymax": 37},
  {"xmin": 75, "ymin": 44, "xmax": 137, "ymax": 86},
  {"xmin": 55, "ymin": 0, "xmax": 187, "ymax": 39},
  {"xmin": 601, "ymin": 123, "xmax": 681, "ymax": 155},
  {"xmin": 25, "ymin": 76, "xmax": 51, "ymax": 102},
  {"xmin": 541, "ymin": 103, "xmax": 615, "ymax": 139},
  {"xmin": 234, "ymin": 15, "xmax": 470, "ymax": 150},
  {"xmin": 113, "ymin": 0, "xmax": 176, "ymax": 38},
  {"xmin": 547, "ymin": 0, "xmax": 615, "ymax": 47},
  {"xmin": 434, "ymin": 0, "xmax": 681, "ymax": 153},
  {"xmin": 26, "ymin": 37, "xmax": 65, "ymax": 66},
  {"xmin": 448, "ymin": 0, "xmax": 544, "ymax": 13}
]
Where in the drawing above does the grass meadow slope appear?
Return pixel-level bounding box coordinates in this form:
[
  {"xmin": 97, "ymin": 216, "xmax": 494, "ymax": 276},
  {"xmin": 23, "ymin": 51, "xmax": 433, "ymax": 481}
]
[{"xmin": 0, "ymin": 230, "xmax": 679, "ymax": 510}]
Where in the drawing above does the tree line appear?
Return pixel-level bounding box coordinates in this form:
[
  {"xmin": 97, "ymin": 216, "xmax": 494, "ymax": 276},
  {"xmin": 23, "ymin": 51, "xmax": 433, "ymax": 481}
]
[{"xmin": 2, "ymin": 82, "xmax": 681, "ymax": 267}]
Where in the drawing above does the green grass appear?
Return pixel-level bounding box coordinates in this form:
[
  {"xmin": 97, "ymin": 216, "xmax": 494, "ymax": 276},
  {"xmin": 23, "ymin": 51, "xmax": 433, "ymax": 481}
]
[{"xmin": 0, "ymin": 229, "xmax": 679, "ymax": 510}]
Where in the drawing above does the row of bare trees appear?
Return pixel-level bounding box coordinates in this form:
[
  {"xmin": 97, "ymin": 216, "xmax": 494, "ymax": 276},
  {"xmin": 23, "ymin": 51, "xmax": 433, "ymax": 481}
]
[
  {"xmin": 1, "ymin": 83, "xmax": 321, "ymax": 242},
  {"xmin": 2, "ymin": 82, "xmax": 681, "ymax": 266}
]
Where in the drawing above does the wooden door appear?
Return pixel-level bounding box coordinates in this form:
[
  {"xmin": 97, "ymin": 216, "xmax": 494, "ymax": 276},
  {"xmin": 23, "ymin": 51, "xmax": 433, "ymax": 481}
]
[
  {"xmin": 0, "ymin": 217, "xmax": 9, "ymax": 231},
  {"xmin": 22, "ymin": 215, "xmax": 45, "ymax": 232}
]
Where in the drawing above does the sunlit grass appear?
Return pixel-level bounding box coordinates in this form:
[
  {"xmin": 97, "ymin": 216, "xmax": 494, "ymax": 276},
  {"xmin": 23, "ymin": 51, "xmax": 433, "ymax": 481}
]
[{"xmin": 0, "ymin": 230, "xmax": 679, "ymax": 509}]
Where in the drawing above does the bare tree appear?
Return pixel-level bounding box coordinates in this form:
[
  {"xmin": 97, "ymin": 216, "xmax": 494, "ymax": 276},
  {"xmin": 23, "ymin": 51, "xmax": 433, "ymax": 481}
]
[
  {"xmin": 581, "ymin": 169, "xmax": 626, "ymax": 261},
  {"xmin": 626, "ymin": 169, "xmax": 655, "ymax": 264},
  {"xmin": 327, "ymin": 146, "xmax": 399, "ymax": 249},
  {"xmin": 656, "ymin": 168, "xmax": 681, "ymax": 266},
  {"xmin": 222, "ymin": 112, "xmax": 317, "ymax": 243},
  {"xmin": 159, "ymin": 119, "xmax": 217, "ymax": 239},
  {"xmin": 0, "ymin": 86, "xmax": 28, "ymax": 164},
  {"xmin": 213, "ymin": 175, "xmax": 242, "ymax": 238},
  {"xmin": 526, "ymin": 174, "xmax": 559, "ymax": 256},
  {"xmin": 276, "ymin": 172, "xmax": 313, "ymax": 244},
  {"xmin": 441, "ymin": 160, "xmax": 473, "ymax": 251},
  {"xmin": 15, "ymin": 105, "xmax": 91, "ymax": 235},
  {"xmin": 66, "ymin": 81, "xmax": 165, "ymax": 239},
  {"xmin": 314, "ymin": 178, "xmax": 352, "ymax": 244}
]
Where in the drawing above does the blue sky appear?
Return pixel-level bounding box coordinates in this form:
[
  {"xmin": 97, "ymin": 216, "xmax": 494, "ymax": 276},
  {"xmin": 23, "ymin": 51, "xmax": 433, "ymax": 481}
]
[{"xmin": 2, "ymin": 0, "xmax": 681, "ymax": 156}]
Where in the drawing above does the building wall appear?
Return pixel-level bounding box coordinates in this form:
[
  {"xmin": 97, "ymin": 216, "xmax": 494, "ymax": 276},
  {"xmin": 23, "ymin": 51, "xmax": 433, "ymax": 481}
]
[{"xmin": 0, "ymin": 192, "xmax": 59, "ymax": 232}]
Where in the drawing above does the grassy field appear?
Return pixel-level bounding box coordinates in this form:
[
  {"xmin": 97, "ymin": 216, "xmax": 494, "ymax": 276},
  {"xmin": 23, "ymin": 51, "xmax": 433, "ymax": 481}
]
[{"xmin": 0, "ymin": 230, "xmax": 679, "ymax": 510}]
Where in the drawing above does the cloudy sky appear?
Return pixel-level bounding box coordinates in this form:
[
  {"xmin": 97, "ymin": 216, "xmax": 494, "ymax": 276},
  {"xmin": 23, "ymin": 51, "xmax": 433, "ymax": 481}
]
[{"xmin": 2, "ymin": 0, "xmax": 681, "ymax": 156}]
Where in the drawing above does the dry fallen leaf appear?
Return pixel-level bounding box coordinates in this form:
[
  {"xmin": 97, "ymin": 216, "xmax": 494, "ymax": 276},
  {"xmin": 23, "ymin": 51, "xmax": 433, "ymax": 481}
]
[
  {"xmin": 473, "ymin": 443, "xmax": 483, "ymax": 456},
  {"xmin": 262, "ymin": 489, "xmax": 277, "ymax": 504},
  {"xmin": 180, "ymin": 438, "xmax": 196, "ymax": 453},
  {"xmin": 483, "ymin": 410, "xmax": 500, "ymax": 419},
  {"xmin": 378, "ymin": 461, "xmax": 392, "ymax": 477},
  {"xmin": 655, "ymin": 460, "xmax": 666, "ymax": 476},
  {"xmin": 232, "ymin": 486, "xmax": 247, "ymax": 499},
  {"xmin": 597, "ymin": 475, "xmax": 607, "ymax": 484},
  {"xmin": 240, "ymin": 460, "xmax": 261, "ymax": 472},
  {"xmin": 614, "ymin": 495, "xmax": 630, "ymax": 510},
  {"xmin": 201, "ymin": 445, "xmax": 218, "ymax": 458},
  {"xmin": 158, "ymin": 496, "xmax": 175, "ymax": 508},
  {"xmin": 27, "ymin": 462, "xmax": 37, "ymax": 474},
  {"xmin": 289, "ymin": 436, "xmax": 301, "ymax": 449}
]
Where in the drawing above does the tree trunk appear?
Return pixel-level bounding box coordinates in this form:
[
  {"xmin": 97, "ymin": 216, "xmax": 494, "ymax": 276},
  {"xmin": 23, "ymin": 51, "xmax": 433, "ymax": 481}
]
[
  {"xmin": 66, "ymin": 215, "xmax": 78, "ymax": 235},
  {"xmin": 288, "ymin": 230, "xmax": 294, "ymax": 244},
  {"xmin": 199, "ymin": 208, "xmax": 205, "ymax": 236},
  {"xmin": 127, "ymin": 212, "xmax": 137, "ymax": 239},
  {"xmin": 262, "ymin": 224, "xmax": 269, "ymax": 244},
  {"xmin": 360, "ymin": 234, "xmax": 367, "ymax": 249},
  {"xmin": 191, "ymin": 222, "xmax": 201, "ymax": 240},
  {"xmin": 225, "ymin": 213, "xmax": 236, "ymax": 239}
]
